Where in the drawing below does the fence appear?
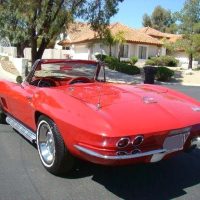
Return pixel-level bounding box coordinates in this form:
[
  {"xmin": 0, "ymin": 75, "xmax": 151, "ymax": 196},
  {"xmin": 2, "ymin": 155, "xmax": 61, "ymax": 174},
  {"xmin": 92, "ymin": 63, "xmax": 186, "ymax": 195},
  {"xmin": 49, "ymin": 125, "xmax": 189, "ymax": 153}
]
[
  {"xmin": 0, "ymin": 46, "xmax": 17, "ymax": 57},
  {"xmin": 24, "ymin": 48, "xmax": 71, "ymax": 60}
]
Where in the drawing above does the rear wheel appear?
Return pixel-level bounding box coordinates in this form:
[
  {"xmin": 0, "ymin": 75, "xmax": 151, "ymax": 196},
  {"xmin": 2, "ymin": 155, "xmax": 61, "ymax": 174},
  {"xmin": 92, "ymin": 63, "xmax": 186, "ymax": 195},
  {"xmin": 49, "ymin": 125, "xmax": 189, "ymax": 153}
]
[{"xmin": 36, "ymin": 115, "xmax": 75, "ymax": 175}]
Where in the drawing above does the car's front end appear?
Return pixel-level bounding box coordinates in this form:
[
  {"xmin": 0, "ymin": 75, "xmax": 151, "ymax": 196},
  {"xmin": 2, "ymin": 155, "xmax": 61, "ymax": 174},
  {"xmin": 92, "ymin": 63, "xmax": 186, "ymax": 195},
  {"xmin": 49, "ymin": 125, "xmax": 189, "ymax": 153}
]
[
  {"xmin": 60, "ymin": 83, "xmax": 200, "ymax": 166},
  {"xmin": 73, "ymin": 125, "xmax": 200, "ymax": 165}
]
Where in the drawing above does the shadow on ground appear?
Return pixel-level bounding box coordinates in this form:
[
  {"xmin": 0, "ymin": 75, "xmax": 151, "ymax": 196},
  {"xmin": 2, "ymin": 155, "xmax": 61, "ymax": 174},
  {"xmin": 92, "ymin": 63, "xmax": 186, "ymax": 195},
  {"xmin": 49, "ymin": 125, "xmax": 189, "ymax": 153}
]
[{"xmin": 67, "ymin": 150, "xmax": 200, "ymax": 200}]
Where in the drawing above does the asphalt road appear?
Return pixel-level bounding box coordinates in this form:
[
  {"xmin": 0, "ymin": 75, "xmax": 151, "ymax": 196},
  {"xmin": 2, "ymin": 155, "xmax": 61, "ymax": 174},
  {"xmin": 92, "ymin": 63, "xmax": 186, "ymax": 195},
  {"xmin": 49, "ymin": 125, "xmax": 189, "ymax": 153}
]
[{"xmin": 0, "ymin": 85, "xmax": 200, "ymax": 200}]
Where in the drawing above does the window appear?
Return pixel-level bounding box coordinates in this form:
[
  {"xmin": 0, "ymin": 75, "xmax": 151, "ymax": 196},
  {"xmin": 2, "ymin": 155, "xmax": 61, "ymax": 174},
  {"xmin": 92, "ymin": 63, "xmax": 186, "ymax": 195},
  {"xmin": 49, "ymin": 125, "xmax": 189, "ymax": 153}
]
[
  {"xmin": 138, "ymin": 46, "xmax": 147, "ymax": 59},
  {"xmin": 63, "ymin": 46, "xmax": 70, "ymax": 50},
  {"xmin": 119, "ymin": 44, "xmax": 129, "ymax": 58}
]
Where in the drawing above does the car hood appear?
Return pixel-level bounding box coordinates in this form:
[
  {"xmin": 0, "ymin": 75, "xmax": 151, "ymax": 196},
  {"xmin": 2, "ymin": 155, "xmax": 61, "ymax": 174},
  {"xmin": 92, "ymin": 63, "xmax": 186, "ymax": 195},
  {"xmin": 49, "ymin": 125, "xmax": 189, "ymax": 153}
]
[{"xmin": 68, "ymin": 83, "xmax": 200, "ymax": 134}]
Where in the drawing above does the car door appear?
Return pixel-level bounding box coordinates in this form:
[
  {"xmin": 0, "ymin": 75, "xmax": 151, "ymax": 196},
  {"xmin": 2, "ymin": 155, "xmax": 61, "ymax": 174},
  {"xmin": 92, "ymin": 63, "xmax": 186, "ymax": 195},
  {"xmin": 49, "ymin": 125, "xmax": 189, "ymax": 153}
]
[{"xmin": 8, "ymin": 82, "xmax": 37, "ymax": 130}]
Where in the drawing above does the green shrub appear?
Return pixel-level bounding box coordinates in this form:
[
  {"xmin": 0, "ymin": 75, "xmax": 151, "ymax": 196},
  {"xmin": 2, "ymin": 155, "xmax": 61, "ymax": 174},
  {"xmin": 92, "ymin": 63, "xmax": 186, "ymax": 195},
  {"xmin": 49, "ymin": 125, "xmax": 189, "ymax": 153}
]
[
  {"xmin": 95, "ymin": 54, "xmax": 107, "ymax": 61},
  {"xmin": 104, "ymin": 56, "xmax": 119, "ymax": 70},
  {"xmin": 130, "ymin": 56, "xmax": 138, "ymax": 65},
  {"xmin": 145, "ymin": 59, "xmax": 156, "ymax": 66},
  {"xmin": 105, "ymin": 56, "xmax": 140, "ymax": 75},
  {"xmin": 116, "ymin": 63, "xmax": 140, "ymax": 75},
  {"xmin": 145, "ymin": 56, "xmax": 178, "ymax": 67},
  {"xmin": 156, "ymin": 67, "xmax": 174, "ymax": 81}
]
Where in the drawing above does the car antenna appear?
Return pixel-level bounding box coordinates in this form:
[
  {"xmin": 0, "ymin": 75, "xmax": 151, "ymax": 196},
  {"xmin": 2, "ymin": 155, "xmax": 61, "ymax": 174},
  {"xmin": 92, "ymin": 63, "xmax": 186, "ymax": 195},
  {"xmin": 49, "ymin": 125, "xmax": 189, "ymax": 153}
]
[
  {"xmin": 97, "ymin": 46, "xmax": 105, "ymax": 110},
  {"xmin": 97, "ymin": 67, "xmax": 102, "ymax": 110}
]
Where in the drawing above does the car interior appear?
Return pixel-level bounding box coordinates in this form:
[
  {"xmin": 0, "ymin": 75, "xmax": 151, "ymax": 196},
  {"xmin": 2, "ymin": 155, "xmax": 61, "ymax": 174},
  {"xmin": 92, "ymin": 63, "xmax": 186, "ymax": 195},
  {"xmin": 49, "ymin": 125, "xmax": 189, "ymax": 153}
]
[{"xmin": 28, "ymin": 62, "xmax": 98, "ymax": 87}]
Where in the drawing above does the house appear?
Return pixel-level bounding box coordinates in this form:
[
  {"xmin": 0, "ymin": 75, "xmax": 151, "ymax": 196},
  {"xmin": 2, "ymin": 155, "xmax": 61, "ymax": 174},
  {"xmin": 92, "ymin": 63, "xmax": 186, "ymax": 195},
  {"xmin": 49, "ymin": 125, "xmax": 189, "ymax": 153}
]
[
  {"xmin": 138, "ymin": 27, "xmax": 181, "ymax": 43},
  {"xmin": 58, "ymin": 22, "xmax": 166, "ymax": 61},
  {"xmin": 138, "ymin": 27, "xmax": 199, "ymax": 68},
  {"xmin": 58, "ymin": 22, "xmax": 198, "ymax": 68}
]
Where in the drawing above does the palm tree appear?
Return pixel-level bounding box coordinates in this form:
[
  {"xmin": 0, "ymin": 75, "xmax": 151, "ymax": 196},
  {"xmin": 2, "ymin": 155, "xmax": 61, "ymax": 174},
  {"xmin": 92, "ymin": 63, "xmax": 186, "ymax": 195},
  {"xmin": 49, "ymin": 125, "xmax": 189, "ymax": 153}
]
[
  {"xmin": 103, "ymin": 29, "xmax": 126, "ymax": 59},
  {"xmin": 103, "ymin": 29, "xmax": 116, "ymax": 56},
  {"xmin": 113, "ymin": 31, "xmax": 126, "ymax": 60}
]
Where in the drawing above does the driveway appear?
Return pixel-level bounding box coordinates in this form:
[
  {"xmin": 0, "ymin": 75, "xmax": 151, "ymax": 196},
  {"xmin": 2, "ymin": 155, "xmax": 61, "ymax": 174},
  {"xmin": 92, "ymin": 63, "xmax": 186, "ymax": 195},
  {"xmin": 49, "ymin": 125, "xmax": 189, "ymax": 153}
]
[{"xmin": 0, "ymin": 85, "xmax": 200, "ymax": 200}]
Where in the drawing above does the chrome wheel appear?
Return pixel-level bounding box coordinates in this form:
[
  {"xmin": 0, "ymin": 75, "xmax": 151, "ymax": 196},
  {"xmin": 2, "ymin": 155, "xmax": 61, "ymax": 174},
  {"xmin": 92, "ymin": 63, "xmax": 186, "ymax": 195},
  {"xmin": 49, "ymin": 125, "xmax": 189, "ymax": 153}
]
[{"xmin": 37, "ymin": 120, "xmax": 56, "ymax": 167}]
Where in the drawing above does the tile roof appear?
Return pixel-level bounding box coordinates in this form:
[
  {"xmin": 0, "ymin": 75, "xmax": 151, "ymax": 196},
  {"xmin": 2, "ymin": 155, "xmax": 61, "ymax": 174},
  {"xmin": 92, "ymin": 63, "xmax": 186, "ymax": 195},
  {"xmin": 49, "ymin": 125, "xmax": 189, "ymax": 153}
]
[
  {"xmin": 138, "ymin": 27, "xmax": 182, "ymax": 43},
  {"xmin": 59, "ymin": 22, "xmax": 162, "ymax": 46}
]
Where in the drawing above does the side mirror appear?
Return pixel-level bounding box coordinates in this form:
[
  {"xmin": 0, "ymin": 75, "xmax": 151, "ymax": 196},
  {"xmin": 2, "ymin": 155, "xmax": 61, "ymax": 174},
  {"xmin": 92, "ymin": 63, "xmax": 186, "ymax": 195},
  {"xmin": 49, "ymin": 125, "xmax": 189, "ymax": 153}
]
[{"xmin": 16, "ymin": 76, "xmax": 23, "ymax": 84}]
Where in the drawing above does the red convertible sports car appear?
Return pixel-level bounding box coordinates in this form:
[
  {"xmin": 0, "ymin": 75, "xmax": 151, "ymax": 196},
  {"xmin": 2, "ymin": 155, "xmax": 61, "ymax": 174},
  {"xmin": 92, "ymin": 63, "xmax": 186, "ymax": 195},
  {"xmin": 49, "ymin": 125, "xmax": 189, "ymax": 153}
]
[{"xmin": 0, "ymin": 59, "xmax": 200, "ymax": 175}]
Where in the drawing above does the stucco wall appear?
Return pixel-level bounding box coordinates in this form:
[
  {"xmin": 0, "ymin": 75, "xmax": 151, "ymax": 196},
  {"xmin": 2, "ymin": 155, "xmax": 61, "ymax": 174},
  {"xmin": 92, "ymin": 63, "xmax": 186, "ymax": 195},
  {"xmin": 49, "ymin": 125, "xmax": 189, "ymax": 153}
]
[
  {"xmin": 129, "ymin": 44, "xmax": 137, "ymax": 57},
  {"xmin": 70, "ymin": 42, "xmax": 165, "ymax": 61},
  {"xmin": 174, "ymin": 51, "xmax": 199, "ymax": 69},
  {"xmin": 148, "ymin": 46, "xmax": 159, "ymax": 58}
]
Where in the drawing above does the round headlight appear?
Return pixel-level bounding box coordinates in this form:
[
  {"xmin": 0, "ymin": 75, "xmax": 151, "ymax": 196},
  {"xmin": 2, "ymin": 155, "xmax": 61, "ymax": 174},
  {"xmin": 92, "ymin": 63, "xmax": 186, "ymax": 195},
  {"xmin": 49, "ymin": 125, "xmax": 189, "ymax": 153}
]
[
  {"xmin": 132, "ymin": 135, "xmax": 144, "ymax": 146},
  {"xmin": 116, "ymin": 137, "xmax": 130, "ymax": 148}
]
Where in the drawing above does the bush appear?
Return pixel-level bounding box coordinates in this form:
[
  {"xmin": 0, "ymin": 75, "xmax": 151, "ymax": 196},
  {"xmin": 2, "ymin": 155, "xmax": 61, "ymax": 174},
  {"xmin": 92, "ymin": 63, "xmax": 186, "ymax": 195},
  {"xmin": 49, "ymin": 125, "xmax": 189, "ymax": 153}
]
[
  {"xmin": 104, "ymin": 56, "xmax": 119, "ymax": 70},
  {"xmin": 105, "ymin": 56, "xmax": 140, "ymax": 75},
  {"xmin": 95, "ymin": 54, "xmax": 107, "ymax": 61},
  {"xmin": 145, "ymin": 56, "xmax": 178, "ymax": 67},
  {"xmin": 156, "ymin": 67, "xmax": 174, "ymax": 81},
  {"xmin": 116, "ymin": 63, "xmax": 140, "ymax": 75},
  {"xmin": 130, "ymin": 56, "xmax": 138, "ymax": 65}
]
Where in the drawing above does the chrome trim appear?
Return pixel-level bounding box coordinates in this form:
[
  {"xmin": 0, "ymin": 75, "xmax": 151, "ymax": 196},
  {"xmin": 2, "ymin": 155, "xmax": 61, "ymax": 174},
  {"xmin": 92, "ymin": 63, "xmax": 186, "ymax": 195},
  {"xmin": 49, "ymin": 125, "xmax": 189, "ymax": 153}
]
[
  {"xmin": 74, "ymin": 144, "xmax": 166, "ymax": 160},
  {"xmin": 132, "ymin": 135, "xmax": 144, "ymax": 146},
  {"xmin": 192, "ymin": 106, "xmax": 200, "ymax": 112},
  {"xmin": 150, "ymin": 152, "xmax": 167, "ymax": 163},
  {"xmin": 116, "ymin": 137, "xmax": 131, "ymax": 149},
  {"xmin": 169, "ymin": 127, "xmax": 191, "ymax": 136},
  {"xmin": 6, "ymin": 116, "xmax": 36, "ymax": 142},
  {"xmin": 37, "ymin": 120, "xmax": 55, "ymax": 167}
]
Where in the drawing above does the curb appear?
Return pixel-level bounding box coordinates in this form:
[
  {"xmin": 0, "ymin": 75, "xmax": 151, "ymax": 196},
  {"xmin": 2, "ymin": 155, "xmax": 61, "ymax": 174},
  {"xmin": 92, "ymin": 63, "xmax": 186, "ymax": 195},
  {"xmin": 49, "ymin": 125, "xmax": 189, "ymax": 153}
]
[{"xmin": 156, "ymin": 81, "xmax": 200, "ymax": 87}]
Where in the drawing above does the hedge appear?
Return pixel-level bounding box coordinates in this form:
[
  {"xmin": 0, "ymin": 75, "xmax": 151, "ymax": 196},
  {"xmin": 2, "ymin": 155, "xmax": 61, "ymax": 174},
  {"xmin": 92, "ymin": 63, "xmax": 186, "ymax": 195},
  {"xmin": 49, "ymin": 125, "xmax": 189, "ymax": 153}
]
[
  {"xmin": 146, "ymin": 56, "xmax": 178, "ymax": 67},
  {"xmin": 155, "ymin": 67, "xmax": 174, "ymax": 81}
]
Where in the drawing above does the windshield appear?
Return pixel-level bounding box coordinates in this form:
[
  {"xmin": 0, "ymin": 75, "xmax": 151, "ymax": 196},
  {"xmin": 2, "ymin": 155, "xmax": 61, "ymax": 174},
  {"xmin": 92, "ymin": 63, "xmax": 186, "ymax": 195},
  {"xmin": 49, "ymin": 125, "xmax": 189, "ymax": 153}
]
[{"xmin": 35, "ymin": 62, "xmax": 98, "ymax": 79}]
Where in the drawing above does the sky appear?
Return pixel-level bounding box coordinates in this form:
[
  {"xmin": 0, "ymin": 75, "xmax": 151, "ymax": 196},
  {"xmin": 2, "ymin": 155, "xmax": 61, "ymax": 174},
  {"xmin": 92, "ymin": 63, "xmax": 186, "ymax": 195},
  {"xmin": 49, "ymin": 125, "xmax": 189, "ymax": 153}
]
[{"xmin": 111, "ymin": 0, "xmax": 186, "ymax": 28}]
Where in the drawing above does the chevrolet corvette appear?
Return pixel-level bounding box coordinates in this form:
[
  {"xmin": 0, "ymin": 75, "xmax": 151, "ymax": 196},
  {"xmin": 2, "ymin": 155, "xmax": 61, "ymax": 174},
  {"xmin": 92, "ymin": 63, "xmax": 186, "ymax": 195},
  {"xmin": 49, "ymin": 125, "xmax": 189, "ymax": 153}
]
[{"xmin": 0, "ymin": 59, "xmax": 200, "ymax": 175}]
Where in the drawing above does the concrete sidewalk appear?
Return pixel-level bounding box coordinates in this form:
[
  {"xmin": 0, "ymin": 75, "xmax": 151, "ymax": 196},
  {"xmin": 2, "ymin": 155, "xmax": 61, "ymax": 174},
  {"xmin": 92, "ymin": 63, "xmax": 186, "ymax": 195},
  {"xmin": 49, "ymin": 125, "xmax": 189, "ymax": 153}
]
[{"xmin": 0, "ymin": 64, "xmax": 17, "ymax": 82}]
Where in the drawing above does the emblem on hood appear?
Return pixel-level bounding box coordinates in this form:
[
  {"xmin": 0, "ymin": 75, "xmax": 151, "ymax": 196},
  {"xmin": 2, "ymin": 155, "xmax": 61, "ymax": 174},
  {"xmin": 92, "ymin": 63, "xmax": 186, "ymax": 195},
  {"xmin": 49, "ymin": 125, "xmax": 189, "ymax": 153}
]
[
  {"xmin": 143, "ymin": 96, "xmax": 157, "ymax": 104},
  {"xmin": 192, "ymin": 106, "xmax": 200, "ymax": 112}
]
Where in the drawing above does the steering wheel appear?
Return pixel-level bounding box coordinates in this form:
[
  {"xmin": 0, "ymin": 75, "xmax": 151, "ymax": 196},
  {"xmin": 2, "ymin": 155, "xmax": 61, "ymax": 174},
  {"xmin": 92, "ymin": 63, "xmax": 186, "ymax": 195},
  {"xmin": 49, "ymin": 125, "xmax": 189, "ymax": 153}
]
[
  {"xmin": 37, "ymin": 78, "xmax": 56, "ymax": 87},
  {"xmin": 67, "ymin": 77, "xmax": 91, "ymax": 85}
]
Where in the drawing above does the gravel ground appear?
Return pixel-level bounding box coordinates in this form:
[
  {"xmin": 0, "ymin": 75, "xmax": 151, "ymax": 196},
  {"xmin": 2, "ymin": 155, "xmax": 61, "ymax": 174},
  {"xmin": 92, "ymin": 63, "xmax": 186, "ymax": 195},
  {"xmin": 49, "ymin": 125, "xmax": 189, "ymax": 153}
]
[{"xmin": 0, "ymin": 60, "xmax": 19, "ymax": 76}]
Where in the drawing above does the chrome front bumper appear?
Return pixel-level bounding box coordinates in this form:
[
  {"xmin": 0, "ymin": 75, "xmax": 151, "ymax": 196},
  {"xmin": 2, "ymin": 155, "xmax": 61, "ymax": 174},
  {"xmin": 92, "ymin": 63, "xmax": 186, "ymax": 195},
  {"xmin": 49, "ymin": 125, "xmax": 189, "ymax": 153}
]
[
  {"xmin": 75, "ymin": 132, "xmax": 200, "ymax": 163},
  {"xmin": 74, "ymin": 145, "xmax": 167, "ymax": 162}
]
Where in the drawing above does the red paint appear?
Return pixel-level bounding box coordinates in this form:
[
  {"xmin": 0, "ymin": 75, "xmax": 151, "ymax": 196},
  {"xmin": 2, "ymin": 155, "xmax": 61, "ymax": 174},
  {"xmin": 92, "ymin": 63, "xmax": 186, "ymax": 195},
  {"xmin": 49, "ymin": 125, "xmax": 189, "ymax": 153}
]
[{"xmin": 0, "ymin": 59, "xmax": 200, "ymax": 165}]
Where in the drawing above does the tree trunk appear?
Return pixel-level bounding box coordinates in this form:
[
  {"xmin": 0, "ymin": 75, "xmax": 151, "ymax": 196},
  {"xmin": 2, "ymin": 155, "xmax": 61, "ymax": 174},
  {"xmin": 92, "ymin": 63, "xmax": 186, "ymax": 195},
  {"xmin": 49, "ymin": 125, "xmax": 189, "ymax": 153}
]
[
  {"xmin": 109, "ymin": 44, "xmax": 112, "ymax": 56},
  {"xmin": 36, "ymin": 38, "xmax": 49, "ymax": 61},
  {"xmin": 118, "ymin": 44, "xmax": 122, "ymax": 61},
  {"xmin": 188, "ymin": 53, "xmax": 193, "ymax": 69},
  {"xmin": 16, "ymin": 43, "xmax": 25, "ymax": 58},
  {"xmin": 31, "ymin": 36, "xmax": 49, "ymax": 64},
  {"xmin": 31, "ymin": 37, "xmax": 38, "ymax": 65}
]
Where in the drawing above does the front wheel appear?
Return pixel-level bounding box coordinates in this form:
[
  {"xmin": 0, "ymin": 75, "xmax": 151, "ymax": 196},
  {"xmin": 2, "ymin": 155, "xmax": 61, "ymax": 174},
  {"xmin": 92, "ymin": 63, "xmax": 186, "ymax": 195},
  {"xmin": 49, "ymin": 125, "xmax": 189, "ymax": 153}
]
[{"xmin": 36, "ymin": 116, "xmax": 75, "ymax": 175}]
